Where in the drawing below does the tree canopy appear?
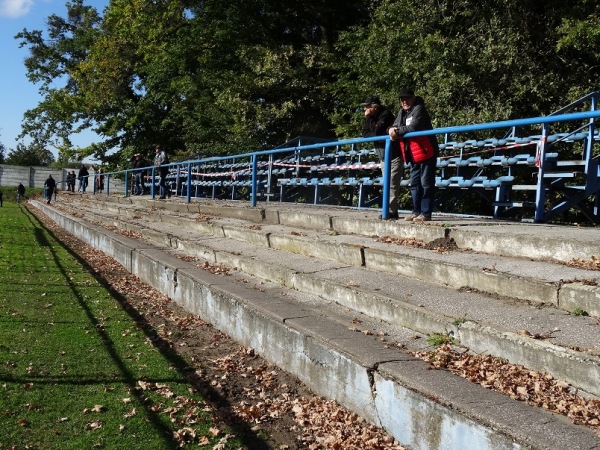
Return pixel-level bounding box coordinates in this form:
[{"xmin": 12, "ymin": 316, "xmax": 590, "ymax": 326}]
[
  {"xmin": 13, "ymin": 0, "xmax": 599, "ymax": 169},
  {"xmin": 5, "ymin": 142, "xmax": 55, "ymax": 167}
]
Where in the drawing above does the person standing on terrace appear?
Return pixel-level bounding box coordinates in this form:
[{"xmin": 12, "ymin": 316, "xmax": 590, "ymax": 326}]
[
  {"xmin": 78, "ymin": 165, "xmax": 89, "ymax": 193},
  {"xmin": 131, "ymin": 153, "xmax": 147, "ymax": 195},
  {"xmin": 361, "ymin": 95, "xmax": 403, "ymax": 220},
  {"xmin": 388, "ymin": 89, "xmax": 438, "ymax": 222},
  {"xmin": 154, "ymin": 146, "xmax": 171, "ymax": 199}
]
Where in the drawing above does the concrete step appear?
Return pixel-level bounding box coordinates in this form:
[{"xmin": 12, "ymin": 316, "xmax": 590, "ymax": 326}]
[
  {"xmin": 54, "ymin": 196, "xmax": 600, "ymax": 397},
  {"xmin": 32, "ymin": 198, "xmax": 600, "ymax": 450},
  {"xmin": 61, "ymin": 195, "xmax": 600, "ymax": 318}
]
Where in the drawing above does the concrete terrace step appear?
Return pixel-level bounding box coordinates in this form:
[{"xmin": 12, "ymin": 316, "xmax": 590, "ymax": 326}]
[
  {"xmin": 64, "ymin": 194, "xmax": 600, "ymax": 317},
  {"xmin": 36, "ymin": 196, "xmax": 600, "ymax": 449},
  {"xmin": 55, "ymin": 196, "xmax": 600, "ymax": 396}
]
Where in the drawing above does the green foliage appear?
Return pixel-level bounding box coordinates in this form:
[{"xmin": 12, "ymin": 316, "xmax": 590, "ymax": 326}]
[
  {"xmin": 330, "ymin": 0, "xmax": 595, "ymax": 139},
  {"xmin": 15, "ymin": 0, "xmax": 104, "ymax": 161},
  {"xmin": 452, "ymin": 316, "xmax": 467, "ymax": 326},
  {"xmin": 571, "ymin": 307, "xmax": 589, "ymax": 317},
  {"xmin": 426, "ymin": 332, "xmax": 455, "ymax": 347},
  {"xmin": 15, "ymin": 0, "xmax": 600, "ymax": 166},
  {"xmin": 5, "ymin": 142, "xmax": 55, "ymax": 166}
]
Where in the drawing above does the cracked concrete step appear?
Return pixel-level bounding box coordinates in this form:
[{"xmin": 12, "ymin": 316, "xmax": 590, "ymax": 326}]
[
  {"xmin": 61, "ymin": 195, "xmax": 600, "ymax": 318},
  {"xmin": 56, "ymin": 196, "xmax": 600, "ymax": 400},
  {"xmin": 117, "ymin": 194, "xmax": 600, "ymax": 265},
  {"xmin": 32, "ymin": 199, "xmax": 600, "ymax": 450}
]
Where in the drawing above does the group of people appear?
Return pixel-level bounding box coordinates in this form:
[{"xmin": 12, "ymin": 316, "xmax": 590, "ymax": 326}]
[
  {"xmin": 65, "ymin": 166, "xmax": 90, "ymax": 193},
  {"xmin": 361, "ymin": 89, "xmax": 438, "ymax": 222},
  {"xmin": 0, "ymin": 183, "xmax": 26, "ymax": 207},
  {"xmin": 37, "ymin": 92, "xmax": 433, "ymax": 211},
  {"xmin": 44, "ymin": 165, "xmax": 93, "ymax": 205},
  {"xmin": 130, "ymin": 146, "xmax": 171, "ymax": 199}
]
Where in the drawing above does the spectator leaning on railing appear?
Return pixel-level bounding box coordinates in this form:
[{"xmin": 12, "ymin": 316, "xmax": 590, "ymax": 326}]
[
  {"xmin": 154, "ymin": 146, "xmax": 171, "ymax": 199},
  {"xmin": 131, "ymin": 153, "xmax": 148, "ymax": 195},
  {"xmin": 361, "ymin": 95, "xmax": 403, "ymax": 220},
  {"xmin": 388, "ymin": 88, "xmax": 439, "ymax": 223}
]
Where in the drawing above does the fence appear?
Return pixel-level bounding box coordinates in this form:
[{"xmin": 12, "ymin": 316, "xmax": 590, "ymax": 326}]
[{"xmin": 101, "ymin": 91, "xmax": 600, "ymax": 224}]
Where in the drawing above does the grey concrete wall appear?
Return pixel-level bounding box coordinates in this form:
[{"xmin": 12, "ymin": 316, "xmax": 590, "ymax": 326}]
[
  {"xmin": 0, "ymin": 164, "xmax": 72, "ymax": 188},
  {"xmin": 0, "ymin": 163, "xmax": 126, "ymax": 193}
]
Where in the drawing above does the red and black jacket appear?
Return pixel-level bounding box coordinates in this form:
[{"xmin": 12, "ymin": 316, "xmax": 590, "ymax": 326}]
[{"xmin": 390, "ymin": 96, "xmax": 439, "ymax": 163}]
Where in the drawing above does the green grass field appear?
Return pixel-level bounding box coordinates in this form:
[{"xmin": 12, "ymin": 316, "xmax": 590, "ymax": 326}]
[{"xmin": 0, "ymin": 202, "xmax": 239, "ymax": 449}]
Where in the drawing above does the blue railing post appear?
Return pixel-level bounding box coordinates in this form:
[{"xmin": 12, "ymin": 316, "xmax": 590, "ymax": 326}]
[
  {"xmin": 381, "ymin": 138, "xmax": 392, "ymax": 219},
  {"xmin": 251, "ymin": 154, "xmax": 258, "ymax": 207},
  {"xmin": 124, "ymin": 170, "xmax": 129, "ymax": 197},
  {"xmin": 585, "ymin": 93, "xmax": 598, "ymax": 173},
  {"xmin": 106, "ymin": 174, "xmax": 110, "ymax": 196},
  {"xmin": 151, "ymin": 167, "xmax": 155, "ymax": 198},
  {"xmin": 186, "ymin": 162, "xmax": 192, "ymax": 203},
  {"xmin": 534, "ymin": 125, "xmax": 549, "ymax": 222}
]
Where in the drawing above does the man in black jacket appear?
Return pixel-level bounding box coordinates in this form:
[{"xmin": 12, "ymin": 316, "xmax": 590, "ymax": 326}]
[
  {"xmin": 388, "ymin": 89, "xmax": 439, "ymax": 222},
  {"xmin": 131, "ymin": 154, "xmax": 147, "ymax": 195},
  {"xmin": 78, "ymin": 165, "xmax": 89, "ymax": 193},
  {"xmin": 154, "ymin": 146, "xmax": 171, "ymax": 199},
  {"xmin": 361, "ymin": 95, "xmax": 403, "ymax": 219},
  {"xmin": 17, "ymin": 183, "xmax": 25, "ymax": 202},
  {"xmin": 44, "ymin": 175, "xmax": 56, "ymax": 204}
]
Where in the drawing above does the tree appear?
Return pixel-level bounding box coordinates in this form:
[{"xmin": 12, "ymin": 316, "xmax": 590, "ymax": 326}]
[
  {"xmin": 72, "ymin": 0, "xmax": 368, "ymax": 161},
  {"xmin": 19, "ymin": 0, "xmax": 599, "ymax": 167},
  {"xmin": 6, "ymin": 142, "xmax": 55, "ymax": 166},
  {"xmin": 16, "ymin": 0, "xmax": 104, "ymax": 161},
  {"xmin": 0, "ymin": 140, "xmax": 5, "ymax": 164},
  {"xmin": 329, "ymin": 0, "xmax": 594, "ymax": 140}
]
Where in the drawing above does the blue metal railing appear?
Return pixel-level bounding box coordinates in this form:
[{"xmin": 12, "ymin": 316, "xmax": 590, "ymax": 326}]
[{"xmin": 96, "ymin": 92, "xmax": 600, "ymax": 222}]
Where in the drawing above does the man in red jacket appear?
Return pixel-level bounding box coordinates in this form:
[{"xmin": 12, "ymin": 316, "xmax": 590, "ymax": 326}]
[{"xmin": 388, "ymin": 89, "xmax": 439, "ymax": 222}]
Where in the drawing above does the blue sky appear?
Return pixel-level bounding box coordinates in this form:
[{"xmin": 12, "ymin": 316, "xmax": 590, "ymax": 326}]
[{"xmin": 0, "ymin": 0, "xmax": 109, "ymax": 158}]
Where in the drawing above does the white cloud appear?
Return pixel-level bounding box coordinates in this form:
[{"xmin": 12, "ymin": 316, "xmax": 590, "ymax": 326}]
[{"xmin": 0, "ymin": 0, "xmax": 34, "ymax": 18}]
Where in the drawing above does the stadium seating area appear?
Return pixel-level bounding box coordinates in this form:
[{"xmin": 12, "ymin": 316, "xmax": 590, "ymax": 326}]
[{"xmin": 116, "ymin": 92, "xmax": 600, "ymax": 223}]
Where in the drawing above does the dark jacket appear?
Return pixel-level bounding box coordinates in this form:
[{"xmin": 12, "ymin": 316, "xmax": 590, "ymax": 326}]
[
  {"xmin": 362, "ymin": 106, "xmax": 400, "ymax": 158},
  {"xmin": 131, "ymin": 157, "xmax": 148, "ymax": 173},
  {"xmin": 78, "ymin": 167, "xmax": 89, "ymax": 180},
  {"xmin": 391, "ymin": 96, "xmax": 439, "ymax": 162},
  {"xmin": 44, "ymin": 176, "xmax": 56, "ymax": 190}
]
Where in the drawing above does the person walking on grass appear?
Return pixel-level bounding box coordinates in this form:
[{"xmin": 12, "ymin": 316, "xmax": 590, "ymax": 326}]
[{"xmin": 17, "ymin": 183, "xmax": 25, "ymax": 203}]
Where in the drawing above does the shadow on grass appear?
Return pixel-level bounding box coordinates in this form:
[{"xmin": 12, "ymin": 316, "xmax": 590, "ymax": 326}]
[{"xmin": 20, "ymin": 205, "xmax": 273, "ymax": 450}]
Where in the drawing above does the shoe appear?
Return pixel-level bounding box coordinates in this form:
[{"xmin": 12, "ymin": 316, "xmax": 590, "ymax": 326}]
[
  {"xmin": 404, "ymin": 214, "xmax": 418, "ymax": 222},
  {"xmin": 159, "ymin": 196, "xmax": 166, "ymax": 199},
  {"xmin": 413, "ymin": 214, "xmax": 431, "ymax": 223},
  {"xmin": 47, "ymin": 200, "xmax": 51, "ymax": 204}
]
